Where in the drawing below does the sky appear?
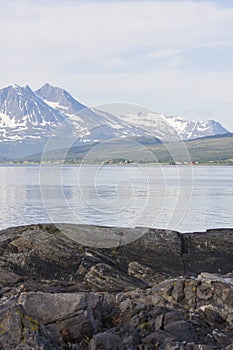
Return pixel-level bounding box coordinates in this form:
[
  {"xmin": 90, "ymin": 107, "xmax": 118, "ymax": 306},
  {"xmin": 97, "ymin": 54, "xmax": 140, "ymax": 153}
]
[{"xmin": 1, "ymin": 0, "xmax": 233, "ymax": 130}]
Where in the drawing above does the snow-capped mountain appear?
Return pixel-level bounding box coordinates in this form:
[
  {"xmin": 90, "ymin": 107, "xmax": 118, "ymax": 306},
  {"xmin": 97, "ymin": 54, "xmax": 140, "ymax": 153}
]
[
  {"xmin": 0, "ymin": 84, "xmax": 153, "ymax": 158},
  {"xmin": 0, "ymin": 83, "xmax": 229, "ymax": 158},
  {"xmin": 116, "ymin": 111, "xmax": 229, "ymax": 141},
  {"xmin": 166, "ymin": 116, "xmax": 229, "ymax": 140},
  {"xmin": 0, "ymin": 84, "xmax": 65, "ymax": 142},
  {"xmin": 36, "ymin": 83, "xmax": 150, "ymax": 142}
]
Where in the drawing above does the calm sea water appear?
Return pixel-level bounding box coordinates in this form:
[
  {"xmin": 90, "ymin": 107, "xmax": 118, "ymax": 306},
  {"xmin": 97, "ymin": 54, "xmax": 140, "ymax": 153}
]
[{"xmin": 0, "ymin": 164, "xmax": 232, "ymax": 233}]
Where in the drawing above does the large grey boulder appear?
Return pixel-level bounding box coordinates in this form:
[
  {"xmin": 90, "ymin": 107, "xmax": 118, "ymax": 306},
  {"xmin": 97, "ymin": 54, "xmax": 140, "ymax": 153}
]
[{"xmin": 0, "ymin": 298, "xmax": 62, "ymax": 349}]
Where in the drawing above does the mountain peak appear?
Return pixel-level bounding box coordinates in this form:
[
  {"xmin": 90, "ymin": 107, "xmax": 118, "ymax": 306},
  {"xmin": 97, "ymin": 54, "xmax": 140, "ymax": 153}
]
[
  {"xmin": 8, "ymin": 84, "xmax": 21, "ymax": 90},
  {"xmin": 36, "ymin": 83, "xmax": 67, "ymax": 100},
  {"xmin": 36, "ymin": 83, "xmax": 85, "ymax": 114},
  {"xmin": 1, "ymin": 84, "xmax": 32, "ymax": 94},
  {"xmin": 0, "ymin": 83, "xmax": 65, "ymax": 143}
]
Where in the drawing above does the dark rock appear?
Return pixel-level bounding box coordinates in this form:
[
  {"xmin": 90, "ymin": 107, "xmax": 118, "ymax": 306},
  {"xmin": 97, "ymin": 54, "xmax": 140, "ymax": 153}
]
[
  {"xmin": 163, "ymin": 339, "xmax": 185, "ymax": 350},
  {"xmin": 6, "ymin": 225, "xmax": 84, "ymax": 280},
  {"xmin": 212, "ymin": 329, "xmax": 233, "ymax": 347},
  {"xmin": 153, "ymin": 330, "xmax": 175, "ymax": 347},
  {"xmin": 185, "ymin": 345, "xmax": 213, "ymax": 350},
  {"xmin": 122, "ymin": 331, "xmax": 141, "ymax": 349},
  {"xmin": 163, "ymin": 310, "xmax": 186, "ymax": 324},
  {"xmin": 0, "ymin": 299, "xmax": 62, "ymax": 349},
  {"xmin": 18, "ymin": 291, "xmax": 109, "ymax": 344},
  {"xmin": 0, "ymin": 267, "xmax": 23, "ymax": 287},
  {"xmin": 128, "ymin": 261, "xmax": 161, "ymax": 284},
  {"xmin": 198, "ymin": 305, "xmax": 224, "ymax": 326},
  {"xmin": 0, "ymin": 224, "xmax": 233, "ymax": 288},
  {"xmin": 181, "ymin": 229, "xmax": 233, "ymax": 274},
  {"xmin": 84, "ymin": 263, "xmax": 147, "ymax": 292},
  {"xmin": 142, "ymin": 331, "xmax": 158, "ymax": 345},
  {"xmin": 89, "ymin": 332, "xmax": 124, "ymax": 350},
  {"xmin": 164, "ymin": 320, "xmax": 197, "ymax": 342},
  {"xmin": 117, "ymin": 228, "xmax": 184, "ymax": 276}
]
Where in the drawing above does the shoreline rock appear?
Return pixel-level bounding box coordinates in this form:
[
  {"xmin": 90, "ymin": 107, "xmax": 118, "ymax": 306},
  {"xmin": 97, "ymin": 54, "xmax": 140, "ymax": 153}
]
[{"xmin": 0, "ymin": 224, "xmax": 232, "ymax": 349}]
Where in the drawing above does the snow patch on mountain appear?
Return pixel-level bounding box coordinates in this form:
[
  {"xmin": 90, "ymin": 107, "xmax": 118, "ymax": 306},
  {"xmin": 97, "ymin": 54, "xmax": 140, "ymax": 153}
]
[
  {"xmin": 166, "ymin": 116, "xmax": 229, "ymax": 140},
  {"xmin": 117, "ymin": 112, "xmax": 180, "ymax": 141},
  {"xmin": 36, "ymin": 83, "xmax": 85, "ymax": 116}
]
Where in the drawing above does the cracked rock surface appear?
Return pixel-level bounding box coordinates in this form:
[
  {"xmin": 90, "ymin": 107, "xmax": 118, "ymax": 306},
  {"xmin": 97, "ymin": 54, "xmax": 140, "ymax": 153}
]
[{"xmin": 0, "ymin": 224, "xmax": 232, "ymax": 349}]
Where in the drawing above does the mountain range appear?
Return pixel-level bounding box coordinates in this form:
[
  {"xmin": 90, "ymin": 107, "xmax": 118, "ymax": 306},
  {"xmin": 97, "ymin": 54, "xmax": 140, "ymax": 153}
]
[{"xmin": 0, "ymin": 83, "xmax": 229, "ymax": 159}]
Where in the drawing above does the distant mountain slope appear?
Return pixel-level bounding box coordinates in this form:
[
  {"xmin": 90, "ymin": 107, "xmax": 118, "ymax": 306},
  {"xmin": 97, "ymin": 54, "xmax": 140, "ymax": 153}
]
[
  {"xmin": 148, "ymin": 133, "xmax": 233, "ymax": 163},
  {"xmin": 184, "ymin": 132, "xmax": 233, "ymax": 162},
  {"xmin": 167, "ymin": 116, "xmax": 229, "ymax": 140},
  {"xmin": 23, "ymin": 133, "xmax": 233, "ymax": 164},
  {"xmin": 186, "ymin": 131, "xmax": 233, "ymax": 141}
]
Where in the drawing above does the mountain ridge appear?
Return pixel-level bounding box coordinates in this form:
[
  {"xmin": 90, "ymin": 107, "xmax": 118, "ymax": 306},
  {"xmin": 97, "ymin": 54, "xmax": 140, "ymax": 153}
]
[{"xmin": 0, "ymin": 83, "xmax": 230, "ymax": 159}]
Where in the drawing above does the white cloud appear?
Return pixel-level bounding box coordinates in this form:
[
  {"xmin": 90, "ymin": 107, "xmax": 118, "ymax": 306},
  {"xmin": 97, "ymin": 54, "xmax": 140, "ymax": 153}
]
[
  {"xmin": 147, "ymin": 49, "xmax": 182, "ymax": 59},
  {"xmin": 0, "ymin": 0, "xmax": 233, "ymax": 63},
  {"xmin": 69, "ymin": 68, "xmax": 233, "ymax": 130},
  {"xmin": 0, "ymin": 0, "xmax": 233, "ymax": 129}
]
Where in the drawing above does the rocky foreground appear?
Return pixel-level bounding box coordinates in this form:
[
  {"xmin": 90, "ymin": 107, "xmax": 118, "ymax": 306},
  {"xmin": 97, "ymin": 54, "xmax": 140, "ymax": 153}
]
[{"xmin": 0, "ymin": 224, "xmax": 233, "ymax": 349}]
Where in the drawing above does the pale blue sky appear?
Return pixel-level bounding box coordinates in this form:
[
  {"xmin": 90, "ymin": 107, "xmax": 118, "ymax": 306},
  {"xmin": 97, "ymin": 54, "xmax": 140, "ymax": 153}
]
[{"xmin": 1, "ymin": 0, "xmax": 233, "ymax": 130}]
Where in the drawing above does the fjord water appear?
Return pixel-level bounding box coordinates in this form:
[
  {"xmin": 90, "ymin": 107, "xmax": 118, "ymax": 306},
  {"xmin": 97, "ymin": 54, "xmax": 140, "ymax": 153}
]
[{"xmin": 0, "ymin": 164, "xmax": 232, "ymax": 232}]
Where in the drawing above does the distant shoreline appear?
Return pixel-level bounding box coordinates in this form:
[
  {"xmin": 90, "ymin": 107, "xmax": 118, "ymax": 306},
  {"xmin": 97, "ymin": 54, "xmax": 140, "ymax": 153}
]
[{"xmin": 0, "ymin": 161, "xmax": 233, "ymax": 166}]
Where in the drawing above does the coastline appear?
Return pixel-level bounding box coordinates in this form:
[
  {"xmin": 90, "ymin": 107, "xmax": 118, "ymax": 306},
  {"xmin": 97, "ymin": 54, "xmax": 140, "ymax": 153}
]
[{"xmin": 0, "ymin": 161, "xmax": 233, "ymax": 166}]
